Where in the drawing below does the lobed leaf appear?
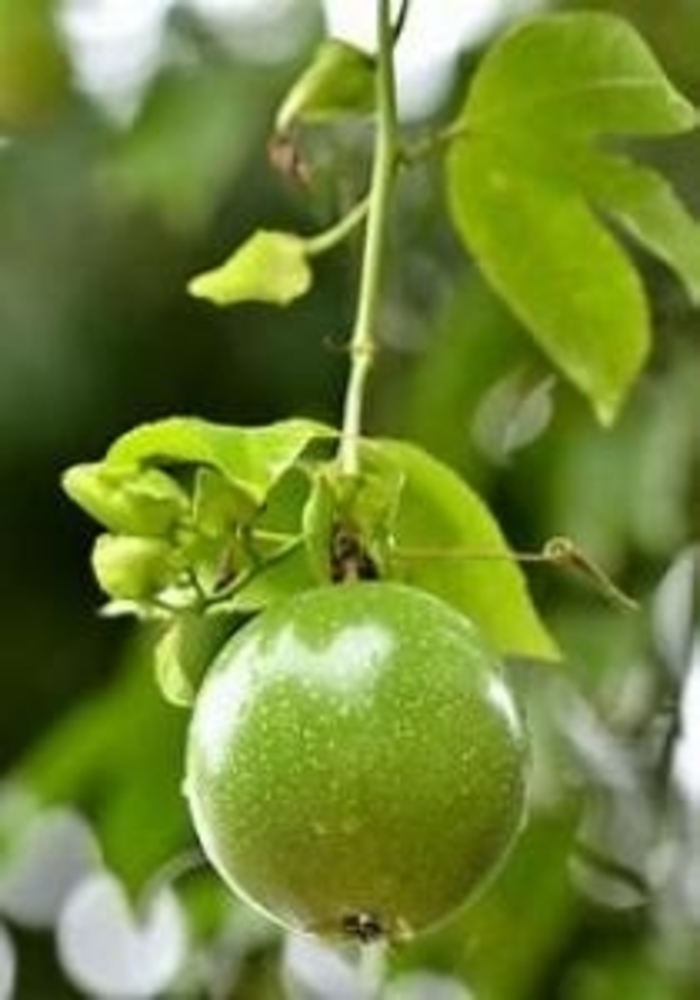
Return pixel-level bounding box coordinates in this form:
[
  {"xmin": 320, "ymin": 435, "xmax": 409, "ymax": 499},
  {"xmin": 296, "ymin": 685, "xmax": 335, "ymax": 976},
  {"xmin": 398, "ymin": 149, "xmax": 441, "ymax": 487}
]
[
  {"xmin": 571, "ymin": 150, "xmax": 700, "ymax": 305},
  {"xmin": 447, "ymin": 12, "xmax": 700, "ymax": 422},
  {"xmin": 449, "ymin": 134, "xmax": 649, "ymax": 425}
]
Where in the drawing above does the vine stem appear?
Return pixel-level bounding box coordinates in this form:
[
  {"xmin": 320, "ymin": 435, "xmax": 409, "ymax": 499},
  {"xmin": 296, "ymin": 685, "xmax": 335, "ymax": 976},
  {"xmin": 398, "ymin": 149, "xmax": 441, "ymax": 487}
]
[
  {"xmin": 338, "ymin": 0, "xmax": 400, "ymax": 476},
  {"xmin": 304, "ymin": 195, "xmax": 370, "ymax": 257}
]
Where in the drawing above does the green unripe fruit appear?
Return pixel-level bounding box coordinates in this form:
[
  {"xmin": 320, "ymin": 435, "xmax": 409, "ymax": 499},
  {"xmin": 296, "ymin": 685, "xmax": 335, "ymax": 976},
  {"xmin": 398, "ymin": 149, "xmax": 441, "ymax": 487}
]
[{"xmin": 185, "ymin": 582, "xmax": 528, "ymax": 942}]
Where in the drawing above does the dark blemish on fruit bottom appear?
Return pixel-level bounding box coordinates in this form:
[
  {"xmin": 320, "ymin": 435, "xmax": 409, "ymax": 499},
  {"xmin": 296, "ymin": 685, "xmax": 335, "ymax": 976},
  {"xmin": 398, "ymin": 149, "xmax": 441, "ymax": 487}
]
[{"xmin": 342, "ymin": 911, "xmax": 385, "ymax": 943}]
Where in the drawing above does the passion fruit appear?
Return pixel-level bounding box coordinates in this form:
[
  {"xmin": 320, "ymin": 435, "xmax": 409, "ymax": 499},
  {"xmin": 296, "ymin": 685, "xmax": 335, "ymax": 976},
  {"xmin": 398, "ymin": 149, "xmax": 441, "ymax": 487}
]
[{"xmin": 184, "ymin": 582, "xmax": 528, "ymax": 942}]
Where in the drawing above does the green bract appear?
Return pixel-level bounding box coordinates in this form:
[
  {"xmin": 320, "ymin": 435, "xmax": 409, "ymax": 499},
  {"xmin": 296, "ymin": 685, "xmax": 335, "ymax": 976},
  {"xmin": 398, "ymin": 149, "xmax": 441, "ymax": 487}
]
[{"xmin": 185, "ymin": 582, "xmax": 528, "ymax": 941}]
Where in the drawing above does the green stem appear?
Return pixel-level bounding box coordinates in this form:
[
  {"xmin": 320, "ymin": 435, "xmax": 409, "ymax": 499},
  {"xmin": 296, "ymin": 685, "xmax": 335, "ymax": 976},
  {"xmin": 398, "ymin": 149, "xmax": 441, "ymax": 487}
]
[
  {"xmin": 400, "ymin": 121, "xmax": 470, "ymax": 166},
  {"xmin": 338, "ymin": 0, "xmax": 400, "ymax": 477},
  {"xmin": 304, "ymin": 195, "xmax": 370, "ymax": 257},
  {"xmin": 392, "ymin": 0, "xmax": 412, "ymax": 43},
  {"xmin": 205, "ymin": 537, "xmax": 304, "ymax": 607}
]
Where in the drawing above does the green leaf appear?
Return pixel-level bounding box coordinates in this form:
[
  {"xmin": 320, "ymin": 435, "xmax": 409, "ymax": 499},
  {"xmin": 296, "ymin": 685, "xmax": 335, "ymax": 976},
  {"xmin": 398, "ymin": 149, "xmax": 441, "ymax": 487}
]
[
  {"xmin": 571, "ymin": 150, "xmax": 700, "ymax": 305},
  {"xmin": 154, "ymin": 614, "xmax": 230, "ymax": 707},
  {"xmin": 212, "ymin": 470, "xmax": 316, "ymax": 610},
  {"xmin": 302, "ymin": 472, "xmax": 336, "ymax": 583},
  {"xmin": 465, "ymin": 13, "xmax": 697, "ymax": 138},
  {"xmin": 105, "ymin": 416, "xmax": 333, "ymax": 512},
  {"xmin": 275, "ymin": 38, "xmax": 375, "ymax": 133},
  {"xmin": 193, "ymin": 467, "xmax": 252, "ymax": 536},
  {"xmin": 447, "ymin": 12, "xmax": 700, "ymax": 422},
  {"xmin": 187, "ymin": 230, "xmax": 312, "ymax": 307},
  {"xmin": 449, "ymin": 133, "xmax": 649, "ymax": 425},
  {"xmin": 364, "ymin": 439, "xmax": 559, "ymax": 662}
]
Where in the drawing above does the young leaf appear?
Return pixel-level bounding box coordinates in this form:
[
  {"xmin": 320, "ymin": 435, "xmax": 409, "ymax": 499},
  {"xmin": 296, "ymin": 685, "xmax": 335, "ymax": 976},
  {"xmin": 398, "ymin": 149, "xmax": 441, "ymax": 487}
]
[
  {"xmin": 447, "ymin": 12, "xmax": 700, "ymax": 423},
  {"xmin": 188, "ymin": 230, "xmax": 312, "ymax": 307},
  {"xmin": 104, "ymin": 417, "xmax": 333, "ymax": 512},
  {"xmin": 154, "ymin": 614, "xmax": 230, "ymax": 708},
  {"xmin": 275, "ymin": 38, "xmax": 375, "ymax": 134},
  {"xmin": 364, "ymin": 439, "xmax": 559, "ymax": 662}
]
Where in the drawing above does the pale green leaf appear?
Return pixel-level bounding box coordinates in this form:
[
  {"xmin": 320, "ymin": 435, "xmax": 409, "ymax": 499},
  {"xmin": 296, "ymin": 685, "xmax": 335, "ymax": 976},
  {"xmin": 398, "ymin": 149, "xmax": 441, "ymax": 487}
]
[
  {"xmin": 448, "ymin": 134, "xmax": 649, "ymax": 424},
  {"xmin": 447, "ymin": 12, "xmax": 698, "ymax": 421},
  {"xmin": 188, "ymin": 230, "xmax": 312, "ymax": 307},
  {"xmin": 573, "ymin": 150, "xmax": 700, "ymax": 305},
  {"xmin": 154, "ymin": 615, "xmax": 229, "ymax": 707},
  {"xmin": 363, "ymin": 439, "xmax": 559, "ymax": 662},
  {"xmin": 301, "ymin": 472, "xmax": 336, "ymax": 584},
  {"xmin": 275, "ymin": 38, "xmax": 375, "ymax": 133},
  {"xmin": 466, "ymin": 12, "xmax": 698, "ymax": 138},
  {"xmin": 105, "ymin": 417, "xmax": 333, "ymax": 510}
]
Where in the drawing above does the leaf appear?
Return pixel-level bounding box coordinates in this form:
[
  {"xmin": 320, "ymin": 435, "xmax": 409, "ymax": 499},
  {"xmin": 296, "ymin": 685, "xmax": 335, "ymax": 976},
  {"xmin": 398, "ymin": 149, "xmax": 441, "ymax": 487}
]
[
  {"xmin": 187, "ymin": 230, "xmax": 312, "ymax": 307},
  {"xmin": 275, "ymin": 38, "xmax": 375, "ymax": 133},
  {"xmin": 571, "ymin": 149, "xmax": 700, "ymax": 305},
  {"xmin": 301, "ymin": 472, "xmax": 336, "ymax": 584},
  {"xmin": 449, "ymin": 133, "xmax": 649, "ymax": 425},
  {"xmin": 212, "ymin": 470, "xmax": 317, "ymax": 611},
  {"xmin": 154, "ymin": 614, "xmax": 230, "ymax": 707},
  {"xmin": 447, "ymin": 12, "xmax": 700, "ymax": 422},
  {"xmin": 364, "ymin": 439, "xmax": 559, "ymax": 662},
  {"xmin": 473, "ymin": 371, "xmax": 557, "ymax": 463},
  {"xmin": 465, "ymin": 14, "xmax": 697, "ymax": 138},
  {"xmin": 104, "ymin": 417, "xmax": 333, "ymax": 512}
]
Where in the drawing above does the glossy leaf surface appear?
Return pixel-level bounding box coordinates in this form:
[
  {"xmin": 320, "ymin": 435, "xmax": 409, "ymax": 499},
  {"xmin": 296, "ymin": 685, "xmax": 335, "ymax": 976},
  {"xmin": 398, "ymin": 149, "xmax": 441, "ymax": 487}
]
[
  {"xmin": 364, "ymin": 439, "xmax": 559, "ymax": 661},
  {"xmin": 447, "ymin": 12, "xmax": 700, "ymax": 422}
]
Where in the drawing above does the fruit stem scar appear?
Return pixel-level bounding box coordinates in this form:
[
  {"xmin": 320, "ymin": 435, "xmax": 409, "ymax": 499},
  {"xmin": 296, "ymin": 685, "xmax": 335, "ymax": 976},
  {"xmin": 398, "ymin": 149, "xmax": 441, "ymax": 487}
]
[
  {"xmin": 338, "ymin": 0, "xmax": 400, "ymax": 478},
  {"xmin": 342, "ymin": 911, "xmax": 384, "ymax": 942}
]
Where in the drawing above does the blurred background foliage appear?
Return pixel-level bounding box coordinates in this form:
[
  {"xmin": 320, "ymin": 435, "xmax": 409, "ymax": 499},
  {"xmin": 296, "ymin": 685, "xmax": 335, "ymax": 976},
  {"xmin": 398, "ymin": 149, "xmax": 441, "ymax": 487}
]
[{"xmin": 0, "ymin": 0, "xmax": 699, "ymax": 996}]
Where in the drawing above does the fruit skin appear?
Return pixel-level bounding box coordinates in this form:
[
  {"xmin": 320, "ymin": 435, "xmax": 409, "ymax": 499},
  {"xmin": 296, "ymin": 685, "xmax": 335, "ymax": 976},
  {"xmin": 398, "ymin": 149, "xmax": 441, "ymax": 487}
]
[{"xmin": 185, "ymin": 582, "xmax": 528, "ymax": 941}]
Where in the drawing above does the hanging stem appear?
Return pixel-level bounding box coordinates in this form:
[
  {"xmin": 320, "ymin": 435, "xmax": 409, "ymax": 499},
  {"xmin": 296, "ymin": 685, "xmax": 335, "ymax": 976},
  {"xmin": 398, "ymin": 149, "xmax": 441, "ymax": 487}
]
[
  {"xmin": 304, "ymin": 195, "xmax": 370, "ymax": 257},
  {"xmin": 338, "ymin": 0, "xmax": 401, "ymax": 476}
]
